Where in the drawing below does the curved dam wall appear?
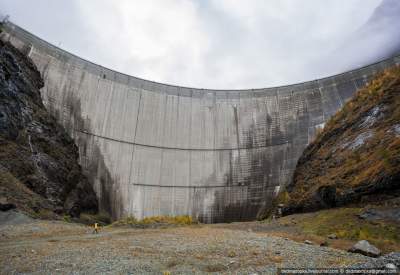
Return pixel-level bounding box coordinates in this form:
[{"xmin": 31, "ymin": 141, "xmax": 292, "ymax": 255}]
[{"xmin": 2, "ymin": 22, "xmax": 399, "ymax": 223}]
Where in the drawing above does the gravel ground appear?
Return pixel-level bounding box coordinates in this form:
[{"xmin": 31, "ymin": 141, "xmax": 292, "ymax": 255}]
[
  {"xmin": 0, "ymin": 210, "xmax": 34, "ymax": 226},
  {"xmin": 0, "ymin": 219, "xmax": 372, "ymax": 274}
]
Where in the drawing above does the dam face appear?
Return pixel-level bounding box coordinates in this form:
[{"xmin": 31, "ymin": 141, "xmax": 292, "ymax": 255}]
[{"xmin": 2, "ymin": 22, "xmax": 399, "ymax": 223}]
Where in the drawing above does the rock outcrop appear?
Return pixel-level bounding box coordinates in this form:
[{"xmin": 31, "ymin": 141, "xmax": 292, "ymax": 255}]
[
  {"xmin": 283, "ymin": 66, "xmax": 400, "ymax": 214},
  {"xmin": 0, "ymin": 39, "xmax": 98, "ymax": 218},
  {"xmin": 349, "ymin": 240, "xmax": 382, "ymax": 257}
]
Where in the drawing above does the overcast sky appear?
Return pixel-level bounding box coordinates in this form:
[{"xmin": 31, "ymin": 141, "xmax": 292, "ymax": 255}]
[{"xmin": 1, "ymin": 0, "xmax": 397, "ymax": 89}]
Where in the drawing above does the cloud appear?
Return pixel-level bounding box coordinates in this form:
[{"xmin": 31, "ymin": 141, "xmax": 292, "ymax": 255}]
[
  {"xmin": 76, "ymin": 0, "xmax": 211, "ymax": 87},
  {"xmin": 1, "ymin": 0, "xmax": 395, "ymax": 89}
]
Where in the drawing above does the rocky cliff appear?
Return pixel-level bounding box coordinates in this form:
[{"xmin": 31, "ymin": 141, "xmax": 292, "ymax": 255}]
[
  {"xmin": 283, "ymin": 66, "xmax": 400, "ymax": 214},
  {"xmin": 0, "ymin": 39, "xmax": 98, "ymax": 218}
]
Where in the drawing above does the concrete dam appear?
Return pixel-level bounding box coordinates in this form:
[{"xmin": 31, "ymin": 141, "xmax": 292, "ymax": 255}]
[{"xmin": 2, "ymin": 22, "xmax": 399, "ymax": 223}]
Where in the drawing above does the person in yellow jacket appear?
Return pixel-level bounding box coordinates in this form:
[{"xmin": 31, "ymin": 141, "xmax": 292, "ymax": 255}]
[{"xmin": 93, "ymin": 222, "xmax": 99, "ymax": 234}]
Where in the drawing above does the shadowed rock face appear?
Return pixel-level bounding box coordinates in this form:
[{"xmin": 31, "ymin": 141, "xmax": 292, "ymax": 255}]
[
  {"xmin": 0, "ymin": 40, "xmax": 98, "ymax": 217},
  {"xmin": 1, "ymin": 22, "xmax": 399, "ymax": 223},
  {"xmin": 284, "ymin": 66, "xmax": 400, "ymax": 214}
]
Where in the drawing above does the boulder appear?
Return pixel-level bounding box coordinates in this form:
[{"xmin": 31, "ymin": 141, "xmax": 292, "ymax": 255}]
[
  {"xmin": 349, "ymin": 240, "xmax": 381, "ymax": 257},
  {"xmin": 385, "ymin": 263, "xmax": 397, "ymax": 270},
  {"xmin": 327, "ymin": 233, "xmax": 337, "ymax": 239}
]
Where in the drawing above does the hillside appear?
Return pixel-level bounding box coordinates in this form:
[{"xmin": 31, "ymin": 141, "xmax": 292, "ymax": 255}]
[
  {"xmin": 0, "ymin": 39, "xmax": 98, "ymax": 218},
  {"xmin": 283, "ymin": 66, "xmax": 400, "ymax": 214}
]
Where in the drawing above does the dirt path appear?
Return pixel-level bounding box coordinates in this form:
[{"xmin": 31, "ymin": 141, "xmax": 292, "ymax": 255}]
[{"xmin": 0, "ymin": 220, "xmax": 370, "ymax": 274}]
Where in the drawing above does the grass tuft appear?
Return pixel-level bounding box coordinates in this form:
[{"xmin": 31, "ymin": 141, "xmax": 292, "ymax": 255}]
[
  {"xmin": 296, "ymin": 207, "xmax": 400, "ymax": 253},
  {"xmin": 111, "ymin": 215, "xmax": 197, "ymax": 227}
]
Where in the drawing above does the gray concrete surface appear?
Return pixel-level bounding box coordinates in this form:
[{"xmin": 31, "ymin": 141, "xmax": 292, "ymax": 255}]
[{"xmin": 2, "ymin": 22, "xmax": 399, "ymax": 222}]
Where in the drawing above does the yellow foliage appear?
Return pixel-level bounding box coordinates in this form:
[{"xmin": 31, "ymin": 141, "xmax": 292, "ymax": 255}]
[
  {"xmin": 358, "ymin": 228, "xmax": 370, "ymax": 240},
  {"xmin": 276, "ymin": 190, "xmax": 290, "ymax": 204},
  {"xmin": 287, "ymin": 65, "xmax": 400, "ymax": 207},
  {"xmin": 112, "ymin": 215, "xmax": 196, "ymax": 227}
]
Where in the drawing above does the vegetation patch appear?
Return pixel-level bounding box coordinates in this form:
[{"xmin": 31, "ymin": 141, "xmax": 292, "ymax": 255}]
[
  {"xmin": 284, "ymin": 66, "xmax": 400, "ymax": 213},
  {"xmin": 0, "ymin": 169, "xmax": 57, "ymax": 220},
  {"xmin": 292, "ymin": 207, "xmax": 400, "ymax": 253},
  {"xmin": 111, "ymin": 215, "xmax": 197, "ymax": 228},
  {"xmin": 165, "ymin": 258, "xmax": 182, "ymax": 268},
  {"xmin": 78, "ymin": 212, "xmax": 112, "ymax": 225},
  {"xmin": 202, "ymin": 263, "xmax": 228, "ymax": 272}
]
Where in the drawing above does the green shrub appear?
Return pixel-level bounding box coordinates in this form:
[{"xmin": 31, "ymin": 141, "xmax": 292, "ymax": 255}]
[{"xmin": 63, "ymin": 215, "xmax": 72, "ymax": 223}]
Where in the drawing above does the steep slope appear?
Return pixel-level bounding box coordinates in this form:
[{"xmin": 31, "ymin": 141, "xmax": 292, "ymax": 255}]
[
  {"xmin": 283, "ymin": 65, "xmax": 400, "ymax": 214},
  {"xmin": 0, "ymin": 39, "xmax": 98, "ymax": 218}
]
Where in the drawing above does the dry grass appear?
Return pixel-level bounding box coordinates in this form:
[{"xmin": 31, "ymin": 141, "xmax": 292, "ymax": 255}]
[
  {"xmin": 202, "ymin": 263, "xmax": 228, "ymax": 272},
  {"xmin": 111, "ymin": 215, "xmax": 197, "ymax": 227},
  {"xmin": 0, "ymin": 169, "xmax": 58, "ymax": 220},
  {"xmin": 165, "ymin": 259, "xmax": 182, "ymax": 268},
  {"xmin": 278, "ymin": 207, "xmax": 400, "ymax": 254},
  {"xmin": 287, "ymin": 65, "xmax": 400, "ymax": 207}
]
